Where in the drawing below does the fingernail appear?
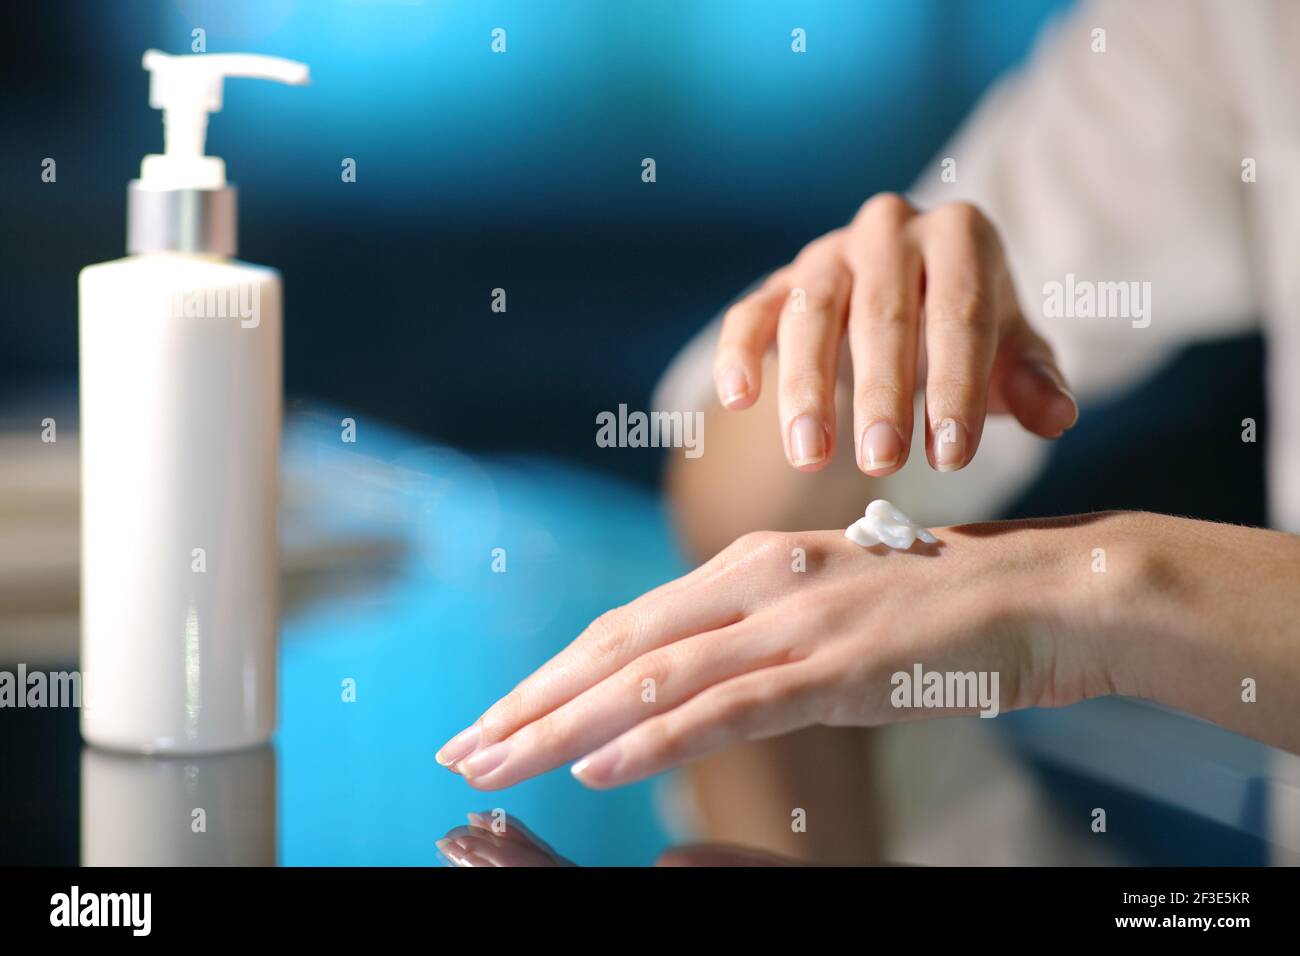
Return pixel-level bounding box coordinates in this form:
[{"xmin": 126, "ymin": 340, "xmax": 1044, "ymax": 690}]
[
  {"xmin": 436, "ymin": 838, "xmax": 470, "ymax": 866},
  {"xmin": 933, "ymin": 417, "xmax": 968, "ymax": 472},
  {"xmin": 718, "ymin": 367, "xmax": 749, "ymax": 408},
  {"xmin": 789, "ymin": 414, "xmax": 827, "ymax": 467},
  {"xmin": 436, "ymin": 723, "xmax": 482, "ymax": 768},
  {"xmin": 1050, "ymin": 390, "xmax": 1079, "ymax": 433},
  {"xmin": 1061, "ymin": 392, "xmax": 1078, "ymax": 429},
  {"xmin": 441, "ymin": 841, "xmax": 492, "ymax": 867},
  {"xmin": 571, "ymin": 742, "xmax": 623, "ymax": 786},
  {"xmin": 860, "ymin": 421, "xmax": 902, "ymax": 473},
  {"xmin": 458, "ymin": 740, "xmax": 510, "ymax": 779}
]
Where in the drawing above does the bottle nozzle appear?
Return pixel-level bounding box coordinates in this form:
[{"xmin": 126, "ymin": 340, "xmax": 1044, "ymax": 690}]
[{"xmin": 139, "ymin": 49, "xmax": 310, "ymax": 190}]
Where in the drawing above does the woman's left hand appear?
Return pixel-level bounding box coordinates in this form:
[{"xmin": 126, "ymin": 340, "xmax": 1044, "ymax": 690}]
[{"xmin": 436, "ymin": 512, "xmax": 1135, "ymax": 790}]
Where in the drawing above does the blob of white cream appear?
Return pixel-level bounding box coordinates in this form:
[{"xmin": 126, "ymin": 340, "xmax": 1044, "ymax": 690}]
[{"xmin": 845, "ymin": 499, "xmax": 938, "ymax": 550}]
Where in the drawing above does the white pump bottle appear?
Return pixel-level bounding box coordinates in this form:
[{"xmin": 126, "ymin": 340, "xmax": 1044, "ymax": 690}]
[{"xmin": 79, "ymin": 50, "xmax": 309, "ymax": 753}]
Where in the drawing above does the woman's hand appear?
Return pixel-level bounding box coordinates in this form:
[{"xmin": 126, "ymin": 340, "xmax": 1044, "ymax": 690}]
[
  {"xmin": 436, "ymin": 513, "xmax": 1140, "ymax": 791},
  {"xmin": 713, "ymin": 194, "xmax": 1077, "ymax": 474}
]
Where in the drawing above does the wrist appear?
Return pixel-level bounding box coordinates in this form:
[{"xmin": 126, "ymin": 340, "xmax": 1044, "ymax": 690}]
[
  {"xmin": 1054, "ymin": 510, "xmax": 1195, "ymax": 703},
  {"xmin": 1008, "ymin": 510, "xmax": 1183, "ymax": 708}
]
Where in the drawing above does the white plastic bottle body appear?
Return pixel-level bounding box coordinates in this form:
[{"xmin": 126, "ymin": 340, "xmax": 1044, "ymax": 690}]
[{"xmin": 79, "ymin": 252, "xmax": 280, "ymax": 754}]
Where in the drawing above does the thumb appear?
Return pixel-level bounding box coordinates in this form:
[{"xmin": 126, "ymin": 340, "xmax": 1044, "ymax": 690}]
[{"xmin": 991, "ymin": 320, "xmax": 1078, "ymax": 438}]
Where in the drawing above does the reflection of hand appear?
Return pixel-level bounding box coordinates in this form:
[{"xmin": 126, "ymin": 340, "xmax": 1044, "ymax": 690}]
[
  {"xmin": 438, "ymin": 513, "xmax": 1144, "ymax": 791},
  {"xmin": 711, "ymin": 194, "xmax": 1076, "ymax": 475},
  {"xmin": 436, "ymin": 812, "xmax": 804, "ymax": 867},
  {"xmin": 437, "ymin": 812, "xmax": 574, "ymax": 867}
]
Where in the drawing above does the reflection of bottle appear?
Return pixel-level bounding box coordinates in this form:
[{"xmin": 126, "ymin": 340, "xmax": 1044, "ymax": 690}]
[
  {"xmin": 79, "ymin": 51, "xmax": 308, "ymax": 753},
  {"xmin": 80, "ymin": 745, "xmax": 276, "ymax": 866}
]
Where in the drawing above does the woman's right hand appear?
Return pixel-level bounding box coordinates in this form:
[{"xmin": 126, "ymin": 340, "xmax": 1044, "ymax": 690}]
[{"xmin": 712, "ymin": 193, "xmax": 1077, "ymax": 475}]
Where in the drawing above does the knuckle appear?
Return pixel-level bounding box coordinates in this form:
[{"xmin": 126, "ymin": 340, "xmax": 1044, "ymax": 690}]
[
  {"xmin": 855, "ymin": 289, "xmax": 912, "ymax": 327},
  {"xmin": 731, "ymin": 528, "xmax": 793, "ymax": 560},
  {"xmin": 798, "ymin": 229, "xmax": 846, "ymax": 260},
  {"xmin": 626, "ymin": 648, "xmax": 674, "ymax": 696},
  {"xmin": 585, "ymin": 608, "xmax": 630, "ymax": 659},
  {"xmin": 928, "ymin": 288, "xmax": 991, "ymax": 328},
  {"xmin": 763, "ymin": 267, "xmax": 794, "ymax": 290},
  {"xmin": 857, "ymin": 192, "xmax": 914, "ymax": 229},
  {"xmin": 792, "ymin": 285, "xmax": 840, "ymax": 316},
  {"xmin": 722, "ymin": 301, "xmax": 755, "ymax": 329},
  {"xmin": 733, "ymin": 528, "xmax": 775, "ymax": 553},
  {"xmin": 930, "ymin": 200, "xmax": 992, "ymax": 238},
  {"xmin": 780, "ymin": 368, "xmax": 832, "ymax": 401}
]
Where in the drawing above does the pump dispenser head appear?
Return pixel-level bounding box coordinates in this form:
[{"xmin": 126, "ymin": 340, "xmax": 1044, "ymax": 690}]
[{"xmin": 127, "ymin": 50, "xmax": 310, "ymax": 256}]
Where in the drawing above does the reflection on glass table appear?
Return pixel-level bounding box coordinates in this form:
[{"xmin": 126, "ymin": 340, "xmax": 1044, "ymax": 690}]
[
  {"xmin": 436, "ymin": 811, "xmax": 803, "ymax": 868},
  {"xmin": 81, "ymin": 747, "xmax": 276, "ymax": 866},
  {"xmin": 3, "ymin": 408, "xmax": 684, "ymax": 866}
]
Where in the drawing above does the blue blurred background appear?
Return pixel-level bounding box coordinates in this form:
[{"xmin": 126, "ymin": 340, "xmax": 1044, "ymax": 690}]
[{"xmin": 2, "ymin": 0, "xmax": 1071, "ymax": 485}]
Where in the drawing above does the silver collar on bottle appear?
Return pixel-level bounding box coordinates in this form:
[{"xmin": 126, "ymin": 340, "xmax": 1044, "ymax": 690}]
[{"xmin": 126, "ymin": 182, "xmax": 237, "ymax": 257}]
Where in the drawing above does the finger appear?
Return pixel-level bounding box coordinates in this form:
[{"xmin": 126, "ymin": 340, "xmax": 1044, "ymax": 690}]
[
  {"xmin": 438, "ymin": 553, "xmax": 751, "ymax": 771},
  {"xmin": 571, "ymin": 661, "xmax": 828, "ymax": 789},
  {"xmin": 917, "ymin": 204, "xmax": 1001, "ymax": 472},
  {"xmin": 465, "ymin": 811, "xmax": 556, "ymax": 853},
  {"xmin": 465, "ymin": 812, "xmax": 573, "ymax": 863},
  {"xmin": 436, "ymin": 832, "xmax": 498, "ymax": 867},
  {"xmin": 844, "ymin": 203, "xmax": 922, "ymax": 476},
  {"xmin": 460, "ymin": 619, "xmax": 793, "ymax": 790},
  {"xmin": 714, "ymin": 276, "xmax": 788, "ymax": 410},
  {"xmin": 777, "ymin": 257, "xmax": 851, "ymax": 470},
  {"xmin": 437, "ymin": 829, "xmax": 560, "ymax": 868},
  {"xmin": 989, "ymin": 318, "xmax": 1078, "ymax": 437}
]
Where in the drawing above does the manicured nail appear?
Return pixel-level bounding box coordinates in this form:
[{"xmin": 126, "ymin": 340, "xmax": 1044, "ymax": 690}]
[
  {"xmin": 571, "ymin": 743, "xmax": 623, "ymax": 786},
  {"xmin": 439, "ymin": 840, "xmax": 492, "ymax": 867},
  {"xmin": 436, "ymin": 723, "xmax": 481, "ymax": 768},
  {"xmin": 1055, "ymin": 391, "xmax": 1079, "ymax": 431},
  {"xmin": 458, "ymin": 740, "xmax": 510, "ymax": 779},
  {"xmin": 436, "ymin": 838, "xmax": 469, "ymax": 866},
  {"xmin": 789, "ymin": 414, "xmax": 827, "ymax": 467},
  {"xmin": 933, "ymin": 417, "xmax": 968, "ymax": 472},
  {"xmin": 860, "ymin": 421, "xmax": 902, "ymax": 473},
  {"xmin": 718, "ymin": 367, "xmax": 749, "ymax": 408}
]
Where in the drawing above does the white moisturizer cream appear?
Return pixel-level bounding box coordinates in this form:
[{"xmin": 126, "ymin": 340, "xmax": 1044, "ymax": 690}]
[{"xmin": 845, "ymin": 499, "xmax": 938, "ymax": 550}]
